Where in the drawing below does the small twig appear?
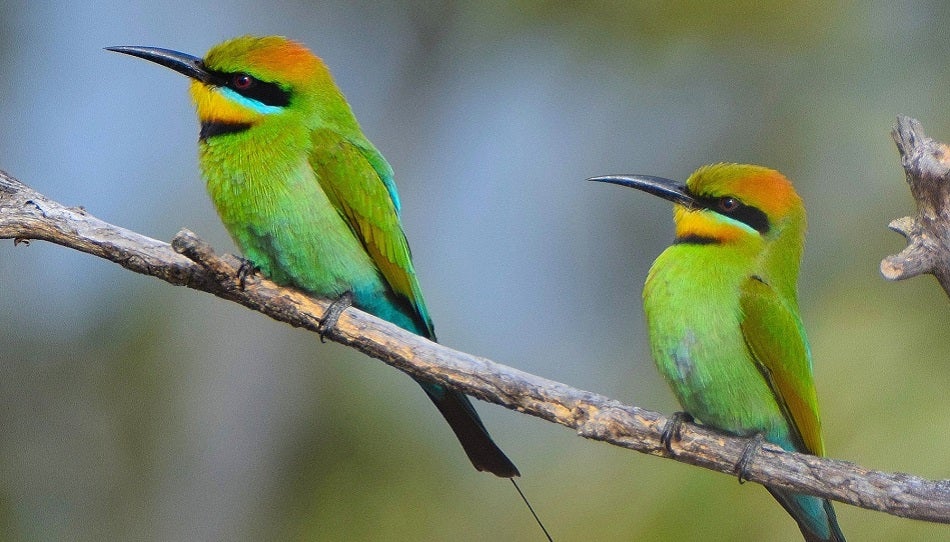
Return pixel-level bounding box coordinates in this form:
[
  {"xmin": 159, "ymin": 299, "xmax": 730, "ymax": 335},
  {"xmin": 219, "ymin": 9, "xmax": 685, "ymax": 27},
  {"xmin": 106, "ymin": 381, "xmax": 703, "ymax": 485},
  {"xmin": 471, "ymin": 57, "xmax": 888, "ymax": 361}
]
[
  {"xmin": 1, "ymin": 169, "xmax": 949, "ymax": 524},
  {"xmin": 882, "ymin": 116, "xmax": 950, "ymax": 297}
]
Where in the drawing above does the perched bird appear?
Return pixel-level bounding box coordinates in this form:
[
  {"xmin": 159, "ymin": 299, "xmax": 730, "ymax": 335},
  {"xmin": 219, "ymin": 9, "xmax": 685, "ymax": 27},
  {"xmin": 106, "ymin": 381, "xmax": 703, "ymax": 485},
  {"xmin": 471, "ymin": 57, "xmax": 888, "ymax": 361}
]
[
  {"xmin": 590, "ymin": 164, "xmax": 845, "ymax": 541},
  {"xmin": 107, "ymin": 36, "xmax": 518, "ymax": 478}
]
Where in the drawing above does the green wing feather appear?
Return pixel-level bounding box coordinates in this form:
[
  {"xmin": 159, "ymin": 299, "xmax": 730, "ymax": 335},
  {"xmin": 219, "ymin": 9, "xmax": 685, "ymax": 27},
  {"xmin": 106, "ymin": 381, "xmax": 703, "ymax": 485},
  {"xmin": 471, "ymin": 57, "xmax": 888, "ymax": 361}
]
[
  {"xmin": 739, "ymin": 276, "xmax": 824, "ymax": 456},
  {"xmin": 308, "ymin": 128, "xmax": 434, "ymax": 337}
]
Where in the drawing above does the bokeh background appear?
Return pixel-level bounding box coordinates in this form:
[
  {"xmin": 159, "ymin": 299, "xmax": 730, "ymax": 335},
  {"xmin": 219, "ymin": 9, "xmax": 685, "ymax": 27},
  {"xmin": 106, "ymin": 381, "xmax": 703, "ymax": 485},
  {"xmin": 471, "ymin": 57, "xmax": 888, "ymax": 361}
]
[{"xmin": 1, "ymin": 1, "xmax": 948, "ymax": 541}]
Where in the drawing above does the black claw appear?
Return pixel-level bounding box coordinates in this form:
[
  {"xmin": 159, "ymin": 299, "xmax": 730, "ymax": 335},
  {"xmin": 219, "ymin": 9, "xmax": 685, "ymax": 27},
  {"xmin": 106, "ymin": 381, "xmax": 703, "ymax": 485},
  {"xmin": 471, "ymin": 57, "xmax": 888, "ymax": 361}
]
[
  {"xmin": 319, "ymin": 291, "xmax": 354, "ymax": 342},
  {"xmin": 735, "ymin": 433, "xmax": 766, "ymax": 484},
  {"xmin": 236, "ymin": 258, "xmax": 258, "ymax": 290},
  {"xmin": 660, "ymin": 411, "xmax": 694, "ymax": 452}
]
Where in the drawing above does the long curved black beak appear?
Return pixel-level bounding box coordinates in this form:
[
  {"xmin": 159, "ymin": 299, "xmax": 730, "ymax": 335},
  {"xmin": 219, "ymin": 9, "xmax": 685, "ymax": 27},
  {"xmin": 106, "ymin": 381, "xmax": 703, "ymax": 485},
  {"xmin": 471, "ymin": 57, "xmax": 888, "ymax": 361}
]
[
  {"xmin": 588, "ymin": 174, "xmax": 699, "ymax": 209},
  {"xmin": 106, "ymin": 45, "xmax": 221, "ymax": 85}
]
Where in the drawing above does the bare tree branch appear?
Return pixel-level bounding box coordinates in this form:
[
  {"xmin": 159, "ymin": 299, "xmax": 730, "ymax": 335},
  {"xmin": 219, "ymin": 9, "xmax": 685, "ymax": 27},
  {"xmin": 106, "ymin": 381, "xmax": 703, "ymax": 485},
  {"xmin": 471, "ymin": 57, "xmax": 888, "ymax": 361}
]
[
  {"xmin": 882, "ymin": 116, "xmax": 950, "ymax": 297},
  {"xmin": 1, "ymin": 169, "xmax": 948, "ymax": 524}
]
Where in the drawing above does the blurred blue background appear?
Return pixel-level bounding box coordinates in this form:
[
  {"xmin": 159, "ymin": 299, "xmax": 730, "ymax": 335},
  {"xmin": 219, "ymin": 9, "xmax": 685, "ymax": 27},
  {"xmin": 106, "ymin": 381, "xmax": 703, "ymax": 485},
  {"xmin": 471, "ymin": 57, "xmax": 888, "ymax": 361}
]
[{"xmin": 1, "ymin": 1, "xmax": 948, "ymax": 540}]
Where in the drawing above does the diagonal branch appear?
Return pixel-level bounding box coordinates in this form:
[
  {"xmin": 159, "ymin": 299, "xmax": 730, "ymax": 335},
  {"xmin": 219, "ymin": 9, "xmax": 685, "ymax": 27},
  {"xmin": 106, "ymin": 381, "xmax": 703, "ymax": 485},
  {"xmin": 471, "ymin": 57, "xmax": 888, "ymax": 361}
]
[
  {"xmin": 882, "ymin": 116, "xmax": 950, "ymax": 297},
  {"xmin": 1, "ymin": 169, "xmax": 948, "ymax": 524}
]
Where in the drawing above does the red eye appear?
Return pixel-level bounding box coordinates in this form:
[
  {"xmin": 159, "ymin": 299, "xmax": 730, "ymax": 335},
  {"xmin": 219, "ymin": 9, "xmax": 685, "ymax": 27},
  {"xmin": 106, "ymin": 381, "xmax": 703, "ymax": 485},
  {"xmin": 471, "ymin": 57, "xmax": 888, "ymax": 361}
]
[
  {"xmin": 232, "ymin": 74, "xmax": 254, "ymax": 90},
  {"xmin": 719, "ymin": 197, "xmax": 740, "ymax": 212}
]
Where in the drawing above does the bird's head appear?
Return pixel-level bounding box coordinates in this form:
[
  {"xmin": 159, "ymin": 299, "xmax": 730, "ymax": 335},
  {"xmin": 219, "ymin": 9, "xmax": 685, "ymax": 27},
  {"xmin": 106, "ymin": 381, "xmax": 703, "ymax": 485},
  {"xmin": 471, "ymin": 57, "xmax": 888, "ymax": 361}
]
[
  {"xmin": 107, "ymin": 36, "xmax": 351, "ymax": 139},
  {"xmin": 590, "ymin": 163, "xmax": 805, "ymax": 247},
  {"xmin": 590, "ymin": 163, "xmax": 807, "ymax": 290}
]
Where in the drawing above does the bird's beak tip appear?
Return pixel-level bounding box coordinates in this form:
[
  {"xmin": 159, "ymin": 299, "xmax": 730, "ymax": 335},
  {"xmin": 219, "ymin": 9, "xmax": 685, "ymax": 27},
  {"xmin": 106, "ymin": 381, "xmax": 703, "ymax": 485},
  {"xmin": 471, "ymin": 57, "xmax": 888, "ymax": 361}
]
[{"xmin": 586, "ymin": 175, "xmax": 632, "ymax": 185}]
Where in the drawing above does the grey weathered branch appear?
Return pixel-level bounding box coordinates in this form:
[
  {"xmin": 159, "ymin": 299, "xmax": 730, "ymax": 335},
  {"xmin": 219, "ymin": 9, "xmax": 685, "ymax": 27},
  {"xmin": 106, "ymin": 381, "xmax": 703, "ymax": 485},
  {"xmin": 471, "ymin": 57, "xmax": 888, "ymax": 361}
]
[
  {"xmin": 882, "ymin": 116, "xmax": 950, "ymax": 297},
  {"xmin": 1, "ymin": 169, "xmax": 948, "ymax": 524}
]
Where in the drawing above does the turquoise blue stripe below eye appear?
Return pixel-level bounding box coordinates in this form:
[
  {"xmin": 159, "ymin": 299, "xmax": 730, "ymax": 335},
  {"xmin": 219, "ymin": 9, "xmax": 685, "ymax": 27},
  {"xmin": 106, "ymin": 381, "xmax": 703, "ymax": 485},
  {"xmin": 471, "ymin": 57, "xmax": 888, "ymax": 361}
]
[{"xmin": 219, "ymin": 87, "xmax": 284, "ymax": 114}]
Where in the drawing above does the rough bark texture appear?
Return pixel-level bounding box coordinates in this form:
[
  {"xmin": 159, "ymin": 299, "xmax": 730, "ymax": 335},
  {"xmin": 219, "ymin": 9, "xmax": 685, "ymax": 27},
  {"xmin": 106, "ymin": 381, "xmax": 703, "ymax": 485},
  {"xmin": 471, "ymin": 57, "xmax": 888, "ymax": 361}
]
[
  {"xmin": 882, "ymin": 116, "xmax": 950, "ymax": 297},
  {"xmin": 1, "ymin": 169, "xmax": 948, "ymax": 524}
]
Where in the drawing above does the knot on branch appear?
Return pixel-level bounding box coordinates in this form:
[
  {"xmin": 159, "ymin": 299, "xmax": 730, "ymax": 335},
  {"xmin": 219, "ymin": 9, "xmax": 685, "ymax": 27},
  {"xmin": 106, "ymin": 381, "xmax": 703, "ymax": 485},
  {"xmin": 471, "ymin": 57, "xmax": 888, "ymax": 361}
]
[
  {"xmin": 0, "ymin": 172, "xmax": 21, "ymax": 195},
  {"xmin": 171, "ymin": 229, "xmax": 247, "ymax": 291}
]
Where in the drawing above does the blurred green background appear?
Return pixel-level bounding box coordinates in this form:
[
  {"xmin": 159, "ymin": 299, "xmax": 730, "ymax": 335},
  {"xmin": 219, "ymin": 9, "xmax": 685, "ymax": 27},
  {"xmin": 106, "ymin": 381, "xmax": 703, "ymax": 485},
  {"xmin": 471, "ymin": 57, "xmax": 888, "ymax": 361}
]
[{"xmin": 1, "ymin": 1, "xmax": 948, "ymax": 540}]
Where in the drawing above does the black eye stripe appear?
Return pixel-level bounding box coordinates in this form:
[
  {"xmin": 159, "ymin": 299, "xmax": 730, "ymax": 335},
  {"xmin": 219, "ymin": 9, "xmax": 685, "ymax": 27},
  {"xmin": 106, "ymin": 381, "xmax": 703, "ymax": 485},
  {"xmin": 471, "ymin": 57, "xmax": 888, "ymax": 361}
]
[
  {"xmin": 692, "ymin": 193, "xmax": 771, "ymax": 234},
  {"xmin": 208, "ymin": 70, "xmax": 291, "ymax": 108}
]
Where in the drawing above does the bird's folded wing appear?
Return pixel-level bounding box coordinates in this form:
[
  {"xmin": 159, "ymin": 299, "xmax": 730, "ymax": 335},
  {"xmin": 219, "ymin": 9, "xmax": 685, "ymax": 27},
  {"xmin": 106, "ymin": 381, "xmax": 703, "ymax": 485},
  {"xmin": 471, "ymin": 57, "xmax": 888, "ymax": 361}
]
[
  {"xmin": 740, "ymin": 277, "xmax": 824, "ymax": 456},
  {"xmin": 309, "ymin": 129, "xmax": 434, "ymax": 337}
]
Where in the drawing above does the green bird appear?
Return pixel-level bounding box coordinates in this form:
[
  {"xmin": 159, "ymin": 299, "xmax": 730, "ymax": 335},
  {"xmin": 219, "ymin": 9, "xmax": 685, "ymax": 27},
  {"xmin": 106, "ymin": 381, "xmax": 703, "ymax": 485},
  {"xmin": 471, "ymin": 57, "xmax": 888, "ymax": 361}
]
[
  {"xmin": 590, "ymin": 164, "xmax": 845, "ymax": 541},
  {"xmin": 108, "ymin": 35, "xmax": 518, "ymax": 478}
]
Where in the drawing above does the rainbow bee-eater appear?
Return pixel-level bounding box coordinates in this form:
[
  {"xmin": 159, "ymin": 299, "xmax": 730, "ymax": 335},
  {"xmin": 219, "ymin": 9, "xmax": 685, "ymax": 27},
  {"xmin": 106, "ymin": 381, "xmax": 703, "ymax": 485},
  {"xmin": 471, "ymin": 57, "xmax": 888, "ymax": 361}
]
[
  {"xmin": 107, "ymin": 36, "xmax": 518, "ymax": 478},
  {"xmin": 590, "ymin": 164, "xmax": 845, "ymax": 541}
]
